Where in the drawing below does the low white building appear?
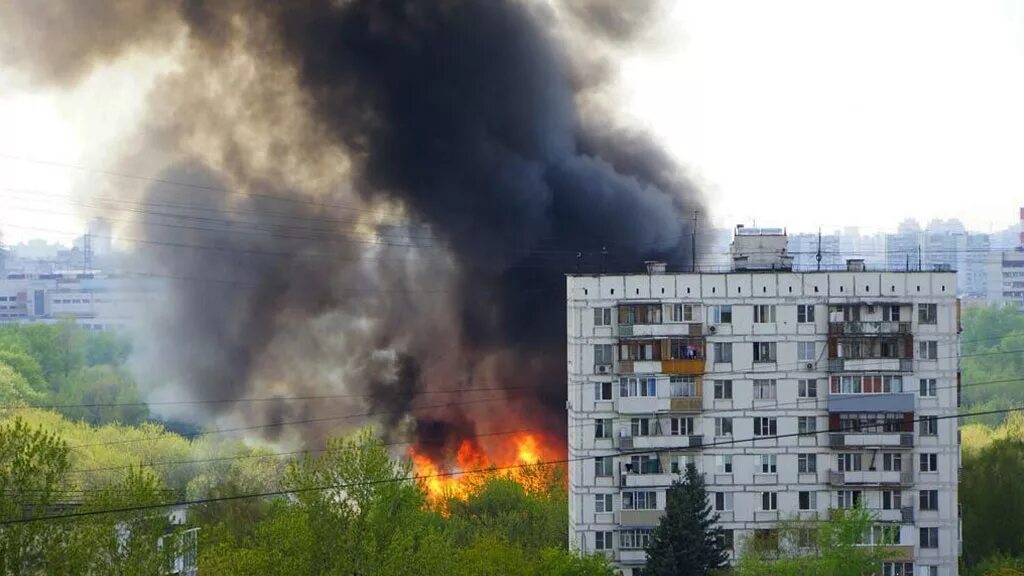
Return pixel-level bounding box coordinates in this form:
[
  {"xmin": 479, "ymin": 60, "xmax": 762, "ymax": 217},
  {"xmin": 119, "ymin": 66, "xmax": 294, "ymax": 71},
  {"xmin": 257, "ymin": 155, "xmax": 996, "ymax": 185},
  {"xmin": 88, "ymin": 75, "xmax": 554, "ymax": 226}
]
[
  {"xmin": 0, "ymin": 272, "xmax": 153, "ymax": 331},
  {"xmin": 567, "ymin": 229, "xmax": 961, "ymax": 576}
]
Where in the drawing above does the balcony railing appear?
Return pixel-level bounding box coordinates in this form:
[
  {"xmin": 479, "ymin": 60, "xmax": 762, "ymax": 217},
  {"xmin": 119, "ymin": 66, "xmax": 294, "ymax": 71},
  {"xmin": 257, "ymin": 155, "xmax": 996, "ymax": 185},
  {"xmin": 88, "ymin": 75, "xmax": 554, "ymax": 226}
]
[
  {"xmin": 829, "ymin": 321, "xmax": 912, "ymax": 335},
  {"xmin": 829, "ymin": 432, "xmax": 914, "ymax": 449},
  {"xmin": 827, "ymin": 469, "xmax": 914, "ymax": 486},
  {"xmin": 670, "ymin": 396, "xmax": 703, "ymax": 412},
  {"xmin": 827, "ymin": 358, "xmax": 914, "ymax": 373}
]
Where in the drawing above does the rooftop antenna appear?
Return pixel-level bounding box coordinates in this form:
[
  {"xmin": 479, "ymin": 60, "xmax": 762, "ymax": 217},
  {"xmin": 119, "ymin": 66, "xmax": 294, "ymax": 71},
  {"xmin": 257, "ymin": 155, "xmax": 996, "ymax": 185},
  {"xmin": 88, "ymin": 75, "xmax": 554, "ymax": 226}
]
[
  {"xmin": 918, "ymin": 245, "xmax": 922, "ymax": 271},
  {"xmin": 83, "ymin": 231, "xmax": 92, "ymax": 274},
  {"xmin": 691, "ymin": 210, "xmax": 698, "ymax": 273},
  {"xmin": 816, "ymin": 228, "xmax": 822, "ymax": 272},
  {"xmin": 600, "ymin": 246, "xmax": 608, "ymax": 274},
  {"xmin": 575, "ymin": 252, "xmax": 582, "ymax": 273}
]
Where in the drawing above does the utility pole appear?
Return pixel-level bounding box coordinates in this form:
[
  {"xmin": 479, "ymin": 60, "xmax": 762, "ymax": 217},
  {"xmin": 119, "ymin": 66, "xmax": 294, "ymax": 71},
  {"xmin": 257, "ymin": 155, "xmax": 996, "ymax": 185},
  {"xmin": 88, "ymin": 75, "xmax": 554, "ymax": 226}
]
[{"xmin": 600, "ymin": 246, "xmax": 607, "ymax": 274}]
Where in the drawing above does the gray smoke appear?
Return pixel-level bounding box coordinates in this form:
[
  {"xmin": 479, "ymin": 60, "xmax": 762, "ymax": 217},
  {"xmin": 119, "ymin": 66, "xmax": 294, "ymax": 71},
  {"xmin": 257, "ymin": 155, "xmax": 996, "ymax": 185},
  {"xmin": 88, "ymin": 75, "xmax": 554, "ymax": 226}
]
[{"xmin": 0, "ymin": 0, "xmax": 705, "ymax": 457}]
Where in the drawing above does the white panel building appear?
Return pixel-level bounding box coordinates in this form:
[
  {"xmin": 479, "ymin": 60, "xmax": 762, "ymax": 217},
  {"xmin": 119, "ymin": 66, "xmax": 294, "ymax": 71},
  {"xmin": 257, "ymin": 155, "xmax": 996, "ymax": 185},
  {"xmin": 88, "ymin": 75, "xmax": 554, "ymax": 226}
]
[{"xmin": 567, "ymin": 229, "xmax": 961, "ymax": 576}]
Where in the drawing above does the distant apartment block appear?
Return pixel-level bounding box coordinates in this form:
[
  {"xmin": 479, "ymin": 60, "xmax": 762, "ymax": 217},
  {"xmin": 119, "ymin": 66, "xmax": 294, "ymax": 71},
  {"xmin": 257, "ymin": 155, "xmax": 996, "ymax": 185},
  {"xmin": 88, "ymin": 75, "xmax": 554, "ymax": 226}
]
[
  {"xmin": 0, "ymin": 272, "xmax": 151, "ymax": 331},
  {"xmin": 567, "ymin": 228, "xmax": 961, "ymax": 576}
]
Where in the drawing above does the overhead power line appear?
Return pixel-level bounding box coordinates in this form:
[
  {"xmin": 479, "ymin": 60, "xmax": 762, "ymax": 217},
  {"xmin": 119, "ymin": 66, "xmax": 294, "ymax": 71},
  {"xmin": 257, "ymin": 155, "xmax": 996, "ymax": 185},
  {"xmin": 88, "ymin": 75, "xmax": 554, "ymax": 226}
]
[{"xmin": 3, "ymin": 404, "xmax": 1022, "ymax": 526}]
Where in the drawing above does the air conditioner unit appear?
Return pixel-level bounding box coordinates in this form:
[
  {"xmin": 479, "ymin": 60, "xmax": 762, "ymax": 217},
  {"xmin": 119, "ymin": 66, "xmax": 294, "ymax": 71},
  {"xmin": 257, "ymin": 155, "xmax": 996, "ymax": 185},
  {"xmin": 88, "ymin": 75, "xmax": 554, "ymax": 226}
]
[
  {"xmin": 804, "ymin": 362, "xmax": 814, "ymax": 371},
  {"xmin": 708, "ymin": 325, "xmax": 718, "ymax": 334},
  {"xmin": 596, "ymin": 364, "xmax": 611, "ymax": 374}
]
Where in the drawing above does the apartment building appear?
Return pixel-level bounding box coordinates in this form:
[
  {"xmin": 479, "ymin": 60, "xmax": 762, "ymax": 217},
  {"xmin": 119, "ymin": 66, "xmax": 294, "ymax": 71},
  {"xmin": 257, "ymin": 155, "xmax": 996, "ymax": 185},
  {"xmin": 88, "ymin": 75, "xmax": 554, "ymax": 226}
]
[
  {"xmin": 567, "ymin": 229, "xmax": 961, "ymax": 576},
  {"xmin": 0, "ymin": 272, "xmax": 153, "ymax": 331}
]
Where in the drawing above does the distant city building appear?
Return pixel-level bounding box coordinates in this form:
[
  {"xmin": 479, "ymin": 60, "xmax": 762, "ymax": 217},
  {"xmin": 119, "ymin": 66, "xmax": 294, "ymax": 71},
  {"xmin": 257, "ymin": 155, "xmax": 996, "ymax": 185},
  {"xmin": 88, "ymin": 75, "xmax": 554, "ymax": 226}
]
[{"xmin": 0, "ymin": 271, "xmax": 153, "ymax": 331}]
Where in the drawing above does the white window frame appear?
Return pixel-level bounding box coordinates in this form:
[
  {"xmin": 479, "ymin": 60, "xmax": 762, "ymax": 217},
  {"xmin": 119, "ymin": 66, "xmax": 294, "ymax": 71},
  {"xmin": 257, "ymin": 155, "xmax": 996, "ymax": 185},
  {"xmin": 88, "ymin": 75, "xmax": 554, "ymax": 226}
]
[
  {"xmin": 753, "ymin": 341, "xmax": 777, "ymax": 363},
  {"xmin": 595, "ymin": 418, "xmax": 612, "ymax": 439},
  {"xmin": 716, "ymin": 455, "xmax": 733, "ymax": 474},
  {"xmin": 714, "ymin": 342, "xmax": 733, "ymax": 364},
  {"xmin": 798, "ymin": 341, "xmax": 816, "ymax": 362},
  {"xmin": 753, "ymin": 379, "xmax": 777, "ymax": 400},
  {"xmin": 798, "ymin": 416, "xmax": 817, "ymax": 435},
  {"xmin": 754, "ymin": 304, "xmax": 776, "ymax": 324},
  {"xmin": 715, "ymin": 492, "xmax": 734, "ymax": 511},
  {"xmin": 715, "ymin": 417, "xmax": 733, "ymax": 437},
  {"xmin": 754, "ymin": 417, "xmax": 777, "ymax": 437},
  {"xmin": 670, "ymin": 376, "xmax": 696, "ymax": 398},
  {"xmin": 713, "ymin": 379, "xmax": 733, "ymax": 399},
  {"xmin": 798, "ymin": 379, "xmax": 818, "ymax": 398},
  {"xmin": 759, "ymin": 454, "xmax": 778, "ymax": 474},
  {"xmin": 595, "ymin": 493, "xmax": 613, "ymax": 513},
  {"xmin": 920, "ymin": 453, "xmax": 938, "ymax": 472},
  {"xmin": 594, "ymin": 531, "xmax": 613, "ymax": 551},
  {"xmin": 760, "ymin": 491, "xmax": 778, "ymax": 511},
  {"xmin": 595, "ymin": 381, "xmax": 612, "ymax": 401},
  {"xmin": 797, "ymin": 304, "xmax": 815, "ymax": 323},
  {"xmin": 593, "ymin": 307, "xmax": 612, "ymax": 326},
  {"xmin": 711, "ymin": 305, "xmax": 733, "ymax": 324},
  {"xmin": 918, "ymin": 340, "xmax": 938, "ymax": 360},
  {"xmin": 670, "ymin": 417, "xmax": 694, "ymax": 436},
  {"xmin": 798, "ymin": 453, "xmax": 817, "ymax": 473},
  {"xmin": 920, "ymin": 378, "xmax": 937, "ymax": 397},
  {"xmin": 798, "ymin": 491, "xmax": 816, "ymax": 511}
]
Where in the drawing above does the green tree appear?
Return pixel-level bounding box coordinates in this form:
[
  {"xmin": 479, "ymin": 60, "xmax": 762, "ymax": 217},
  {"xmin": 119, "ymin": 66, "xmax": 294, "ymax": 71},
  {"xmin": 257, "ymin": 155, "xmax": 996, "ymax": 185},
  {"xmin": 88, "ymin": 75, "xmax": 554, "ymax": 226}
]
[
  {"xmin": 0, "ymin": 418, "xmax": 72, "ymax": 573},
  {"xmin": 962, "ymin": 438, "xmax": 1024, "ymax": 566},
  {"xmin": 643, "ymin": 463, "xmax": 728, "ymax": 576},
  {"xmin": 734, "ymin": 507, "xmax": 889, "ymax": 576},
  {"xmin": 0, "ymin": 362, "xmax": 41, "ymax": 406}
]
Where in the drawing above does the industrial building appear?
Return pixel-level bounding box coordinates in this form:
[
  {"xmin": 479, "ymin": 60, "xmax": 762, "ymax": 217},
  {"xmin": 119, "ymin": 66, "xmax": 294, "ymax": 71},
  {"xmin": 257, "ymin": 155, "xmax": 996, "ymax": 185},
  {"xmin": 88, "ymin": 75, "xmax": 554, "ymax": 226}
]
[{"xmin": 567, "ymin": 227, "xmax": 960, "ymax": 576}]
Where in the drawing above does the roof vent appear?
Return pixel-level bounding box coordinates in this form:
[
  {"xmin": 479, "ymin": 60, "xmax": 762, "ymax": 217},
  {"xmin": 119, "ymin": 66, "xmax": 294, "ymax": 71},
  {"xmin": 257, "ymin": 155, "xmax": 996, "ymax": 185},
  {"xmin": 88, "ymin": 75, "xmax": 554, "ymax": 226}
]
[
  {"xmin": 846, "ymin": 259, "xmax": 865, "ymax": 272},
  {"xmin": 645, "ymin": 261, "xmax": 667, "ymax": 275}
]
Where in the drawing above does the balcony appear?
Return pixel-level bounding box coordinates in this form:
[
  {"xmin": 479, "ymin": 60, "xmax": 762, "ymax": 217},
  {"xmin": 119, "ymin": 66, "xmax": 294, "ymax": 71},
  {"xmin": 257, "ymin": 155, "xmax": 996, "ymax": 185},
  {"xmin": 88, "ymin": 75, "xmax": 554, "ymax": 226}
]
[
  {"xmin": 669, "ymin": 396, "xmax": 703, "ymax": 412},
  {"xmin": 828, "ymin": 358, "xmax": 914, "ymax": 372},
  {"xmin": 662, "ymin": 359, "xmax": 705, "ymax": 375},
  {"xmin": 617, "ymin": 359, "xmax": 705, "ymax": 375},
  {"xmin": 621, "ymin": 472, "xmax": 675, "ymax": 488},
  {"xmin": 880, "ymin": 545, "xmax": 915, "ymax": 561},
  {"xmin": 828, "ymin": 394, "xmax": 915, "ymax": 413},
  {"xmin": 617, "ymin": 323, "xmax": 704, "ymax": 338},
  {"xmin": 617, "ymin": 510, "xmax": 665, "ymax": 527},
  {"xmin": 828, "ymin": 469, "xmax": 914, "ymax": 487},
  {"xmin": 829, "ymin": 433, "xmax": 914, "ymax": 449},
  {"xmin": 829, "ymin": 321, "xmax": 912, "ymax": 335},
  {"xmin": 627, "ymin": 434, "xmax": 704, "ymax": 450}
]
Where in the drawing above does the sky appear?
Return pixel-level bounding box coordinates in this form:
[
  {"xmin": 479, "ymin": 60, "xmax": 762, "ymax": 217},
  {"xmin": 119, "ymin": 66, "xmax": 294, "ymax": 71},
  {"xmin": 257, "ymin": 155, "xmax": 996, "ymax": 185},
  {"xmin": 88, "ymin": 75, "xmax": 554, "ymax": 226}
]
[{"xmin": 1, "ymin": 0, "xmax": 1023, "ymax": 246}]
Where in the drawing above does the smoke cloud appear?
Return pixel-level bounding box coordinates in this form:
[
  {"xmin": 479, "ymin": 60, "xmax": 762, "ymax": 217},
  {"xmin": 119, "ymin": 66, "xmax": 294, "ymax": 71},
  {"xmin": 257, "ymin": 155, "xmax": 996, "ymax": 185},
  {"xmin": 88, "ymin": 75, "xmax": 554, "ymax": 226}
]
[{"xmin": 0, "ymin": 0, "xmax": 705, "ymax": 458}]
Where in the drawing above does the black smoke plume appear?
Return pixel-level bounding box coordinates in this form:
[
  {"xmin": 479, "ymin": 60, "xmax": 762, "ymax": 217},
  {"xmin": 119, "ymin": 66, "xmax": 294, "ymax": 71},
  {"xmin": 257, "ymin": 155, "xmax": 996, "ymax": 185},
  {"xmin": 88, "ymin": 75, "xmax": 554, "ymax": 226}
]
[{"xmin": 0, "ymin": 0, "xmax": 704, "ymax": 457}]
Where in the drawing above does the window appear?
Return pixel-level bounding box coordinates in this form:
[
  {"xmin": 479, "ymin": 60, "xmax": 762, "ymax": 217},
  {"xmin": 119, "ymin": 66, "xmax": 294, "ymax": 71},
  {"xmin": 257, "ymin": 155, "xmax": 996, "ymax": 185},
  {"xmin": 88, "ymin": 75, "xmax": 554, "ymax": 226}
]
[
  {"xmin": 882, "ymin": 562, "xmax": 914, "ymax": 576},
  {"xmin": 620, "ymin": 377, "xmax": 657, "ymax": 398},
  {"xmin": 918, "ymin": 566, "xmax": 938, "ymax": 576},
  {"xmin": 798, "ymin": 379, "xmax": 818, "ymax": 398},
  {"xmin": 865, "ymin": 525, "xmax": 901, "ymax": 545},
  {"xmin": 631, "ymin": 418, "xmax": 654, "ymax": 437},
  {"xmin": 837, "ymin": 490, "xmax": 862, "ymax": 509},
  {"xmin": 919, "ymin": 378, "xmax": 937, "ymax": 397},
  {"xmin": 595, "ymin": 493, "xmax": 613, "ymax": 513},
  {"xmin": 759, "ymin": 454, "xmax": 778, "ymax": 474},
  {"xmin": 754, "ymin": 417, "xmax": 777, "ymax": 437},
  {"xmin": 840, "ymin": 304, "xmax": 862, "ymax": 321},
  {"xmin": 715, "ymin": 417, "xmax": 733, "ymax": 437},
  {"xmin": 798, "ymin": 342, "xmax": 816, "ymax": 362},
  {"xmin": 714, "ymin": 343, "xmax": 733, "ymax": 363},
  {"xmin": 882, "ymin": 490, "xmax": 902, "ymax": 510},
  {"xmin": 798, "ymin": 453, "xmax": 817, "ymax": 473},
  {"xmin": 883, "ymin": 305, "xmax": 902, "ymax": 322},
  {"xmin": 595, "ymin": 419, "xmax": 612, "ymax": 439},
  {"xmin": 761, "ymin": 491, "xmax": 778, "ymax": 511},
  {"xmin": 754, "ymin": 304, "xmax": 776, "ymax": 323},
  {"xmin": 594, "ymin": 457, "xmax": 613, "ymax": 477},
  {"xmin": 883, "ymin": 453, "xmax": 903, "ymax": 472},
  {"xmin": 798, "ymin": 491, "xmax": 816, "ymax": 510},
  {"xmin": 711, "ymin": 305, "xmax": 733, "ymax": 324},
  {"xmin": 838, "ymin": 453, "xmax": 863, "ymax": 472},
  {"xmin": 669, "ymin": 303, "xmax": 697, "ymax": 322},
  {"xmin": 719, "ymin": 529, "xmax": 735, "ymax": 551},
  {"xmin": 918, "ymin": 340, "xmax": 938, "ymax": 360},
  {"xmin": 622, "ymin": 491, "xmax": 658, "ymax": 510},
  {"xmin": 595, "ymin": 381, "xmax": 612, "ymax": 401},
  {"xmin": 670, "ymin": 417, "xmax": 694, "ymax": 436},
  {"xmin": 670, "ymin": 454, "xmax": 692, "ymax": 474},
  {"xmin": 918, "ymin": 303, "xmax": 938, "ymax": 324},
  {"xmin": 594, "ymin": 531, "xmax": 613, "ymax": 551},
  {"xmin": 798, "ymin": 416, "xmax": 817, "ymax": 435},
  {"xmin": 716, "ymin": 455, "xmax": 733, "ymax": 474},
  {"xmin": 920, "ymin": 490, "xmax": 939, "ymax": 511},
  {"xmin": 594, "ymin": 344, "xmax": 614, "ymax": 366},
  {"xmin": 631, "ymin": 454, "xmax": 661, "ymax": 474},
  {"xmin": 593, "ymin": 307, "xmax": 612, "ymax": 326},
  {"xmin": 753, "ymin": 379, "xmax": 777, "ymax": 400},
  {"xmin": 797, "ymin": 304, "xmax": 816, "ymax": 323},
  {"xmin": 753, "ymin": 341, "xmax": 777, "ymax": 363},
  {"xmin": 620, "ymin": 529, "xmax": 654, "ymax": 550},
  {"xmin": 920, "ymin": 453, "xmax": 938, "ymax": 472},
  {"xmin": 670, "ymin": 376, "xmax": 695, "ymax": 397},
  {"xmin": 713, "ymin": 380, "xmax": 733, "ymax": 399},
  {"xmin": 920, "ymin": 416, "xmax": 938, "ymax": 436},
  {"xmin": 714, "ymin": 492, "xmax": 734, "ymax": 511},
  {"xmin": 829, "ymin": 374, "xmax": 904, "ymax": 394},
  {"xmin": 920, "ymin": 527, "xmax": 939, "ymax": 548}
]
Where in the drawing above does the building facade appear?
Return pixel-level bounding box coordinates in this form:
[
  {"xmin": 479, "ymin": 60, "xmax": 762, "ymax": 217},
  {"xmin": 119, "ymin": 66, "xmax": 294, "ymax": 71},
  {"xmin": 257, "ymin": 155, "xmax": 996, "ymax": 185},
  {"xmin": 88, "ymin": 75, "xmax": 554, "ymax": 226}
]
[
  {"xmin": 0, "ymin": 272, "xmax": 153, "ymax": 331},
  {"xmin": 567, "ymin": 234, "xmax": 961, "ymax": 576}
]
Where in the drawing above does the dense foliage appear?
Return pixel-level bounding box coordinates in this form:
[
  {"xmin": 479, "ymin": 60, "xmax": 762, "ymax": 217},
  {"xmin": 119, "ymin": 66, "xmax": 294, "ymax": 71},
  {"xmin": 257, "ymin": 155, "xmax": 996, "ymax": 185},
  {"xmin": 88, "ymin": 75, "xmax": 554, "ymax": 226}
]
[
  {"xmin": 961, "ymin": 305, "xmax": 1024, "ymax": 425},
  {"xmin": 0, "ymin": 413, "xmax": 610, "ymax": 575}
]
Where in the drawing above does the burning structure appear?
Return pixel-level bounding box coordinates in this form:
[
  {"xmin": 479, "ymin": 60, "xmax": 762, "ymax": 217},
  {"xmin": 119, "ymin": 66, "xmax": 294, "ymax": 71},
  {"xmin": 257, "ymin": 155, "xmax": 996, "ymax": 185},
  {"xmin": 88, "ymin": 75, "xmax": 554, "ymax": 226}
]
[{"xmin": 0, "ymin": 1, "xmax": 704, "ymax": 480}]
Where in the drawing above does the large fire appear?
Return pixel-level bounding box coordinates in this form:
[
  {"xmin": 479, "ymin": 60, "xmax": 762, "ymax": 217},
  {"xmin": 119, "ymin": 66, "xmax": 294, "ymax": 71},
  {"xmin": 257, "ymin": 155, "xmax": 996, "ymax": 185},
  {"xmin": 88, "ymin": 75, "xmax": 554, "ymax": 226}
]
[{"xmin": 410, "ymin": 432, "xmax": 561, "ymax": 503}]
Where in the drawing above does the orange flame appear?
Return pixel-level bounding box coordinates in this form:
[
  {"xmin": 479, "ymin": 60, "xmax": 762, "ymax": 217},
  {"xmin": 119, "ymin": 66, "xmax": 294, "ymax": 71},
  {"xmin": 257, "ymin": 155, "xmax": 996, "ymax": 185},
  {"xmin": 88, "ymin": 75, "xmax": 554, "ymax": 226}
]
[{"xmin": 410, "ymin": 432, "xmax": 560, "ymax": 505}]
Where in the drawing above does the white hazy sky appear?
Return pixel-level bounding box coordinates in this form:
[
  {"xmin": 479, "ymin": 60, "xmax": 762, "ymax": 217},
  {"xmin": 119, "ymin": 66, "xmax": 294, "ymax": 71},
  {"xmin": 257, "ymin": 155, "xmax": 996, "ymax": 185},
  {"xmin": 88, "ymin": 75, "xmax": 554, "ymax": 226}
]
[{"xmin": 1, "ymin": 0, "xmax": 1023, "ymax": 245}]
